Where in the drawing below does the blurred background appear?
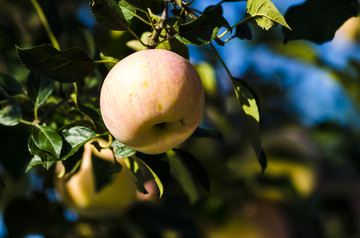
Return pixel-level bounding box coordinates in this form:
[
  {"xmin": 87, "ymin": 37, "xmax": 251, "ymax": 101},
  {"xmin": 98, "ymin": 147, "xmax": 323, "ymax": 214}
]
[{"xmin": 1, "ymin": 0, "xmax": 360, "ymax": 237}]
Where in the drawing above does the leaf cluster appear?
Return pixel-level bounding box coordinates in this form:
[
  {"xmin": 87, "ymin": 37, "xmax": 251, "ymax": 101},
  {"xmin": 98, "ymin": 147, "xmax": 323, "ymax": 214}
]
[{"xmin": 1, "ymin": 0, "xmax": 357, "ymax": 206}]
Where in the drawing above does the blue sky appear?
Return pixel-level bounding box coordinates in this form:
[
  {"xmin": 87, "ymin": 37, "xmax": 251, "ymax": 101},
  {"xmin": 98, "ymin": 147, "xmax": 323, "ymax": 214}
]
[{"xmin": 76, "ymin": 0, "xmax": 360, "ymax": 127}]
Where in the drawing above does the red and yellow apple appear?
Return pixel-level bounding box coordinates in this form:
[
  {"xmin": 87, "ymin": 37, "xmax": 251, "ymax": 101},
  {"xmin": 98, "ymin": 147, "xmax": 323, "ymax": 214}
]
[
  {"xmin": 100, "ymin": 49, "xmax": 205, "ymax": 154},
  {"xmin": 55, "ymin": 139, "xmax": 139, "ymax": 218}
]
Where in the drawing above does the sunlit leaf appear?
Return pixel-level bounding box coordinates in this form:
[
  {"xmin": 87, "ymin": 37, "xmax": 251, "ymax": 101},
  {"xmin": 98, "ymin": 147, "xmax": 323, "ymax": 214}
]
[
  {"xmin": 233, "ymin": 78, "xmax": 267, "ymax": 173},
  {"xmin": 124, "ymin": 156, "xmax": 147, "ymax": 194},
  {"xmin": 61, "ymin": 126, "xmax": 97, "ymax": 161},
  {"xmin": 282, "ymin": 0, "xmax": 358, "ymax": 44},
  {"xmin": 246, "ymin": 0, "xmax": 291, "ymax": 30},
  {"xmin": 135, "ymin": 152, "xmax": 169, "ymax": 198},
  {"xmin": 112, "ymin": 139, "xmax": 136, "ymax": 158},
  {"xmin": 156, "ymin": 38, "xmax": 189, "ymax": 60},
  {"xmin": 27, "ymin": 136, "xmax": 58, "ymax": 170},
  {"xmin": 25, "ymin": 155, "xmax": 43, "ymax": 172},
  {"xmin": 32, "ymin": 125, "xmax": 63, "ymax": 159},
  {"xmin": 99, "ymin": 52, "xmax": 119, "ymax": 70},
  {"xmin": 16, "ymin": 44, "xmax": 98, "ymax": 83}
]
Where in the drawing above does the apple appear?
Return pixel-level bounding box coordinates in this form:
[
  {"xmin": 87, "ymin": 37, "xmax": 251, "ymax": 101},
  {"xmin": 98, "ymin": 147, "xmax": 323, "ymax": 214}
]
[
  {"xmin": 54, "ymin": 138, "xmax": 138, "ymax": 218},
  {"xmin": 100, "ymin": 49, "xmax": 205, "ymax": 154}
]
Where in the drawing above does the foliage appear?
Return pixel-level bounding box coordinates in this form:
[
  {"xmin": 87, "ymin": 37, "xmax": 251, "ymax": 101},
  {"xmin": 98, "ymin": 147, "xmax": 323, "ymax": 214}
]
[{"xmin": 0, "ymin": 0, "xmax": 359, "ymax": 237}]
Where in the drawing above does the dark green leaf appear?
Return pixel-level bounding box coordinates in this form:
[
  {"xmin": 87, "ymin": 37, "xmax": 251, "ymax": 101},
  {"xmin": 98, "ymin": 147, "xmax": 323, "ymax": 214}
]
[
  {"xmin": 177, "ymin": 5, "xmax": 230, "ymax": 46},
  {"xmin": 26, "ymin": 73, "xmax": 54, "ymax": 107},
  {"xmin": 135, "ymin": 152, "xmax": 170, "ymax": 197},
  {"xmin": 16, "ymin": 44, "xmax": 98, "ymax": 83},
  {"xmin": 0, "ymin": 73, "xmax": 23, "ymax": 95},
  {"xmin": 61, "ymin": 126, "xmax": 97, "ymax": 161},
  {"xmin": 283, "ymin": 0, "xmax": 358, "ymax": 44},
  {"xmin": 174, "ymin": 149, "xmax": 210, "ymax": 192},
  {"xmin": 32, "ymin": 125, "xmax": 63, "ymax": 158},
  {"xmin": 78, "ymin": 103, "xmax": 101, "ymax": 123},
  {"xmin": 191, "ymin": 127, "xmax": 224, "ymax": 143},
  {"xmin": 59, "ymin": 119, "xmax": 96, "ymax": 132},
  {"xmin": 0, "ymin": 98, "xmax": 22, "ymax": 126},
  {"xmin": 125, "ymin": 0, "xmax": 164, "ymax": 15},
  {"xmin": 235, "ymin": 22, "xmax": 252, "ymax": 40},
  {"xmin": 246, "ymin": 0, "xmax": 291, "ymax": 30},
  {"xmin": 27, "ymin": 136, "xmax": 58, "ymax": 170},
  {"xmin": 92, "ymin": 153, "xmax": 117, "ymax": 192},
  {"xmin": 168, "ymin": 149, "xmax": 209, "ymax": 203},
  {"xmin": 90, "ymin": 0, "xmax": 136, "ymax": 31},
  {"xmin": 25, "ymin": 155, "xmax": 43, "ymax": 172},
  {"xmin": 112, "ymin": 139, "xmax": 136, "ymax": 158},
  {"xmin": 124, "ymin": 157, "xmax": 147, "ymax": 194},
  {"xmin": 232, "ymin": 78, "xmax": 267, "ymax": 173}
]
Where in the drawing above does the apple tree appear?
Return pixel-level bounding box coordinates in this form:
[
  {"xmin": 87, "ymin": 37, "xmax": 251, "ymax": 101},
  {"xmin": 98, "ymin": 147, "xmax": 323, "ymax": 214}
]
[{"xmin": 0, "ymin": 0, "xmax": 358, "ymax": 237}]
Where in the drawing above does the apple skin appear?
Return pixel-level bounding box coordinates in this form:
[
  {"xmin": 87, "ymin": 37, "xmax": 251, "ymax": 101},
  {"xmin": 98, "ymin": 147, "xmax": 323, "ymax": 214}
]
[
  {"xmin": 54, "ymin": 138, "xmax": 138, "ymax": 218},
  {"xmin": 100, "ymin": 49, "xmax": 205, "ymax": 154}
]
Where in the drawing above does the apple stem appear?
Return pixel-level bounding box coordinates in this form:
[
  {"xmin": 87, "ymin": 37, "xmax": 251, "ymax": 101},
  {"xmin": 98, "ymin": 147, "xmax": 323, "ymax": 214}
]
[{"xmin": 148, "ymin": 2, "xmax": 169, "ymax": 48}]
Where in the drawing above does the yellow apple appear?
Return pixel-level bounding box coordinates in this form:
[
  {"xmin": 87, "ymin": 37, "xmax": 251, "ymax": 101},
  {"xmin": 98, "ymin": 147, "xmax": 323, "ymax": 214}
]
[
  {"xmin": 100, "ymin": 49, "xmax": 205, "ymax": 154},
  {"xmin": 54, "ymin": 138, "xmax": 138, "ymax": 218}
]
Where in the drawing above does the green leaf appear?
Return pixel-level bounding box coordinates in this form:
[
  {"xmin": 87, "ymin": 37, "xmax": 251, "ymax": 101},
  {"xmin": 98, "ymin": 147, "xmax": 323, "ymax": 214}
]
[
  {"xmin": 282, "ymin": 0, "xmax": 358, "ymax": 44},
  {"xmin": 27, "ymin": 136, "xmax": 58, "ymax": 170},
  {"xmin": 25, "ymin": 155, "xmax": 43, "ymax": 172},
  {"xmin": 0, "ymin": 73, "xmax": 23, "ymax": 95},
  {"xmin": 123, "ymin": 156, "xmax": 147, "ymax": 194},
  {"xmin": 156, "ymin": 38, "xmax": 189, "ymax": 60},
  {"xmin": 232, "ymin": 78, "xmax": 267, "ymax": 173},
  {"xmin": 234, "ymin": 22, "xmax": 252, "ymax": 40},
  {"xmin": 0, "ymin": 97, "xmax": 22, "ymax": 126},
  {"xmin": 16, "ymin": 44, "xmax": 98, "ymax": 83},
  {"xmin": 92, "ymin": 153, "xmax": 117, "ymax": 192},
  {"xmin": 135, "ymin": 152, "xmax": 170, "ymax": 198},
  {"xmin": 90, "ymin": 0, "xmax": 136, "ymax": 31},
  {"xmin": 177, "ymin": 5, "xmax": 230, "ymax": 46},
  {"xmin": 61, "ymin": 126, "xmax": 97, "ymax": 161},
  {"xmin": 99, "ymin": 52, "xmax": 119, "ymax": 70},
  {"xmin": 246, "ymin": 0, "xmax": 291, "ymax": 30},
  {"xmin": 173, "ymin": 149, "xmax": 210, "ymax": 191},
  {"xmin": 26, "ymin": 73, "xmax": 54, "ymax": 108},
  {"xmin": 167, "ymin": 149, "xmax": 208, "ymax": 203},
  {"xmin": 192, "ymin": 127, "xmax": 223, "ymax": 143},
  {"xmin": 126, "ymin": 31, "xmax": 152, "ymax": 51},
  {"xmin": 112, "ymin": 139, "xmax": 136, "ymax": 158},
  {"xmin": 32, "ymin": 125, "xmax": 63, "ymax": 159}
]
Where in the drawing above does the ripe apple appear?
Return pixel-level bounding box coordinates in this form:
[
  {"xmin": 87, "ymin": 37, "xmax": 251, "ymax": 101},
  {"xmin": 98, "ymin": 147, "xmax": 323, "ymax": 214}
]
[
  {"xmin": 100, "ymin": 49, "xmax": 205, "ymax": 154},
  {"xmin": 54, "ymin": 138, "xmax": 138, "ymax": 218}
]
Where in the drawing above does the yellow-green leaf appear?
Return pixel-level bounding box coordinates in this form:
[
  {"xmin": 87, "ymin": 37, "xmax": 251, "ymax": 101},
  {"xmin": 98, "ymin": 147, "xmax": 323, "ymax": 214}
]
[{"xmin": 246, "ymin": 0, "xmax": 291, "ymax": 30}]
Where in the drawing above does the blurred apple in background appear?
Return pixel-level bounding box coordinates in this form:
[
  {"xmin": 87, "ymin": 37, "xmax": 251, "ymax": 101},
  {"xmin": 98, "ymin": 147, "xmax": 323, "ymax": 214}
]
[
  {"xmin": 100, "ymin": 49, "xmax": 205, "ymax": 155},
  {"xmin": 54, "ymin": 138, "xmax": 147, "ymax": 218}
]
